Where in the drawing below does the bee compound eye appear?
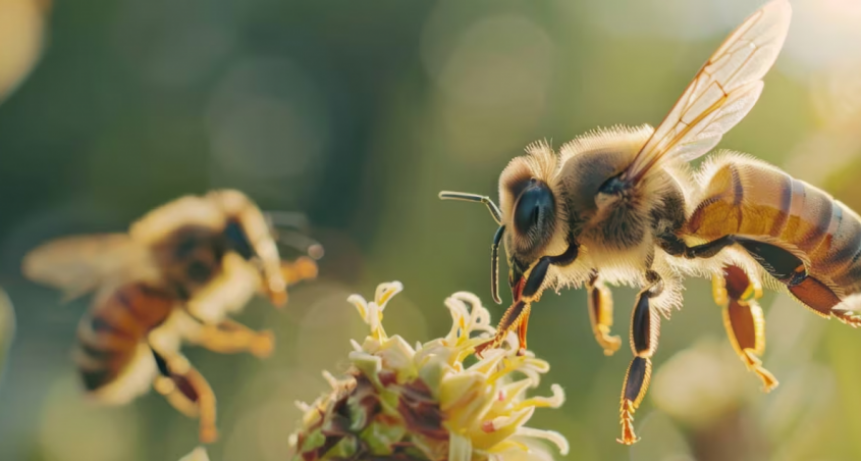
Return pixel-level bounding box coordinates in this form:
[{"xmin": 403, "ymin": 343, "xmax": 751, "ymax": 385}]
[
  {"xmin": 187, "ymin": 259, "xmax": 214, "ymax": 283},
  {"xmin": 224, "ymin": 220, "xmax": 255, "ymax": 260},
  {"xmin": 513, "ymin": 182, "xmax": 554, "ymax": 236}
]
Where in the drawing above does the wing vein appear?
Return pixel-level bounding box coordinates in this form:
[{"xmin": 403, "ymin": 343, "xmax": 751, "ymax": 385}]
[{"xmin": 621, "ymin": 0, "xmax": 791, "ymax": 184}]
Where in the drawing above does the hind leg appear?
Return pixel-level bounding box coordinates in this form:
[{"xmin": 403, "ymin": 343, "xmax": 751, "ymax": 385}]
[
  {"xmin": 662, "ymin": 233, "xmax": 861, "ymax": 326},
  {"xmin": 787, "ymin": 276, "xmax": 861, "ymax": 326},
  {"xmin": 714, "ymin": 264, "xmax": 778, "ymax": 392},
  {"xmin": 150, "ymin": 348, "xmax": 218, "ymax": 444},
  {"xmin": 723, "ymin": 237, "xmax": 861, "ymax": 326}
]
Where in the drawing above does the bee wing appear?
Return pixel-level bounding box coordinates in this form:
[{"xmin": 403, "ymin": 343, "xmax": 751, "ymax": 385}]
[
  {"xmin": 622, "ymin": 0, "xmax": 791, "ymax": 184},
  {"xmin": 22, "ymin": 234, "xmax": 142, "ymax": 300}
]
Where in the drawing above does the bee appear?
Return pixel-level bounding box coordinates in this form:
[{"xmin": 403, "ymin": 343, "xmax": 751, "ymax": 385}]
[
  {"xmin": 23, "ymin": 190, "xmax": 322, "ymax": 443},
  {"xmin": 440, "ymin": 0, "xmax": 853, "ymax": 445}
]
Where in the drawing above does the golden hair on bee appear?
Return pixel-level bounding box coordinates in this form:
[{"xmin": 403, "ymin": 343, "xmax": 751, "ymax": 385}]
[
  {"xmin": 498, "ymin": 141, "xmax": 558, "ymax": 219},
  {"xmin": 22, "ymin": 189, "xmax": 322, "ymax": 443},
  {"xmin": 435, "ymin": 0, "xmax": 857, "ymax": 446},
  {"xmin": 497, "ymin": 141, "xmax": 570, "ymax": 264},
  {"xmin": 559, "ymin": 125, "xmax": 652, "ymax": 162}
]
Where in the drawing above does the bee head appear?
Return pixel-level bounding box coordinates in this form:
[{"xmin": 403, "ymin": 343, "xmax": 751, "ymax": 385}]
[
  {"xmin": 503, "ymin": 177, "xmax": 557, "ymax": 302},
  {"xmin": 439, "ymin": 143, "xmax": 560, "ymax": 304},
  {"xmin": 212, "ymin": 190, "xmax": 323, "ymax": 307},
  {"xmin": 208, "ymin": 190, "xmax": 291, "ymax": 306},
  {"xmin": 498, "ymin": 144, "xmax": 560, "ymax": 299}
]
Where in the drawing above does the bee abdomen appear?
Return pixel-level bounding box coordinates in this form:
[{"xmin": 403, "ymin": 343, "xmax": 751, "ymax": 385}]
[
  {"xmin": 690, "ymin": 155, "xmax": 861, "ymax": 295},
  {"xmin": 808, "ymin": 201, "xmax": 861, "ymax": 291},
  {"xmin": 75, "ymin": 283, "xmax": 175, "ymax": 391},
  {"xmin": 754, "ymin": 170, "xmax": 861, "ymax": 287},
  {"xmin": 76, "ymin": 341, "xmax": 135, "ymax": 391}
]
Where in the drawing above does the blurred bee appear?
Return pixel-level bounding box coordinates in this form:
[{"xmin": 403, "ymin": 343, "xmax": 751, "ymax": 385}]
[
  {"xmin": 23, "ymin": 190, "xmax": 322, "ymax": 443},
  {"xmin": 440, "ymin": 0, "xmax": 852, "ymax": 445}
]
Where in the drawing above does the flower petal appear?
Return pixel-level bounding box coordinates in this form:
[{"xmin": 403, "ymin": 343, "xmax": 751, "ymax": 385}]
[
  {"xmin": 449, "ymin": 432, "xmax": 474, "ymax": 461},
  {"xmin": 178, "ymin": 447, "xmax": 209, "ymax": 461},
  {"xmin": 515, "ymin": 427, "xmax": 570, "ymax": 456},
  {"xmin": 514, "ymin": 384, "xmax": 565, "ymax": 410},
  {"xmin": 374, "ymin": 281, "xmax": 403, "ymax": 307}
]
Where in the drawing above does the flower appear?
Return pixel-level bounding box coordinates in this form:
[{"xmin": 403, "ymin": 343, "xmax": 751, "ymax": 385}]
[
  {"xmin": 0, "ymin": 0, "xmax": 49, "ymax": 102},
  {"xmin": 289, "ymin": 282, "xmax": 568, "ymax": 461},
  {"xmin": 179, "ymin": 447, "xmax": 210, "ymax": 461},
  {"xmin": 0, "ymin": 289, "xmax": 14, "ymax": 382}
]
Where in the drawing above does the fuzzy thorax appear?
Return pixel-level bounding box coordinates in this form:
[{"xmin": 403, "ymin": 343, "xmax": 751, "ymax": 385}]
[{"xmin": 497, "ymin": 126, "xmax": 690, "ymax": 297}]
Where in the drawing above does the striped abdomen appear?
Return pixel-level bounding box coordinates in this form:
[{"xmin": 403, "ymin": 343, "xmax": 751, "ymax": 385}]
[
  {"xmin": 75, "ymin": 283, "xmax": 176, "ymax": 392},
  {"xmin": 686, "ymin": 155, "xmax": 861, "ymax": 296}
]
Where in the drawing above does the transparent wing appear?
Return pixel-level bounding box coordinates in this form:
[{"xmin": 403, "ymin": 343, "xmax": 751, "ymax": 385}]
[
  {"xmin": 623, "ymin": 0, "xmax": 791, "ymax": 184},
  {"xmin": 22, "ymin": 234, "xmax": 142, "ymax": 300}
]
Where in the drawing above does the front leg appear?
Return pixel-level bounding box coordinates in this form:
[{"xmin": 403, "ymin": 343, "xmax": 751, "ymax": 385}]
[
  {"xmin": 281, "ymin": 256, "xmax": 319, "ymax": 286},
  {"xmin": 475, "ymin": 299, "xmax": 531, "ymax": 356},
  {"xmin": 266, "ymin": 256, "xmax": 319, "ymax": 306},
  {"xmin": 475, "ymin": 240, "xmax": 579, "ymax": 357},
  {"xmin": 475, "ymin": 261, "xmax": 544, "ymax": 356},
  {"xmin": 188, "ymin": 318, "xmax": 275, "ymax": 358},
  {"xmin": 618, "ymin": 270, "xmax": 662, "ymax": 445},
  {"xmin": 587, "ymin": 272, "xmax": 621, "ymax": 356}
]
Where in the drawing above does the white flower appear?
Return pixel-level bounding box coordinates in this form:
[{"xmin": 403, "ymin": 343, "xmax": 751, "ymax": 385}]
[
  {"xmin": 289, "ymin": 282, "xmax": 568, "ymax": 461},
  {"xmin": 178, "ymin": 447, "xmax": 209, "ymax": 461}
]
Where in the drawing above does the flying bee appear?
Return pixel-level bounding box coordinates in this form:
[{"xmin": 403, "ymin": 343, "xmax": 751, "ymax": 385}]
[
  {"xmin": 440, "ymin": 0, "xmax": 857, "ymax": 445},
  {"xmin": 23, "ymin": 190, "xmax": 322, "ymax": 443}
]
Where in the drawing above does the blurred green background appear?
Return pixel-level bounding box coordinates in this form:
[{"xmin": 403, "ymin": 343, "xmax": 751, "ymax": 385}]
[{"xmin": 2, "ymin": 0, "xmax": 861, "ymax": 460}]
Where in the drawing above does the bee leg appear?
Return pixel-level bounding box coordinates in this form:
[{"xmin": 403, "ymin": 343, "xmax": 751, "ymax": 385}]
[
  {"xmin": 587, "ymin": 272, "xmax": 621, "ymax": 356},
  {"xmin": 265, "ymin": 256, "xmax": 319, "ymax": 307},
  {"xmin": 685, "ymin": 235, "xmax": 736, "ymax": 258},
  {"xmin": 832, "ymin": 306, "xmax": 861, "ymax": 327},
  {"xmin": 475, "ymin": 300, "xmax": 530, "ymax": 357},
  {"xmin": 723, "ymin": 237, "xmax": 861, "ymax": 327},
  {"xmin": 190, "ymin": 319, "xmax": 275, "ymax": 358},
  {"xmin": 618, "ymin": 270, "xmax": 662, "ymax": 445},
  {"xmin": 475, "ymin": 239, "xmax": 578, "ymax": 357},
  {"xmin": 788, "ymin": 276, "xmax": 861, "ymax": 327},
  {"xmin": 715, "ymin": 265, "xmax": 778, "ymax": 392},
  {"xmin": 516, "ymin": 306, "xmax": 531, "ymax": 354},
  {"xmin": 657, "ymin": 232, "xmax": 734, "ymax": 259},
  {"xmin": 663, "ymin": 233, "xmax": 860, "ymax": 327},
  {"xmin": 281, "ymin": 256, "xmax": 319, "ymax": 286},
  {"xmin": 150, "ymin": 348, "xmax": 218, "ymax": 444}
]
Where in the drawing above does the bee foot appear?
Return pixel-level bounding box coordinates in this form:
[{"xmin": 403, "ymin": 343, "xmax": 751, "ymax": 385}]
[
  {"xmin": 617, "ymin": 417, "xmax": 639, "ymax": 445},
  {"xmin": 601, "ymin": 335, "xmax": 622, "ymax": 356},
  {"xmin": 250, "ymin": 330, "xmax": 275, "ymax": 358},
  {"xmin": 200, "ymin": 425, "xmax": 219, "ymax": 444},
  {"xmin": 833, "ymin": 309, "xmax": 861, "ymax": 328}
]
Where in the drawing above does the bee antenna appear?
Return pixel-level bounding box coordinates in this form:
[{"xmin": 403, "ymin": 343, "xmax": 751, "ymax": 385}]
[
  {"xmin": 274, "ymin": 228, "xmax": 325, "ymax": 260},
  {"xmin": 491, "ymin": 226, "xmax": 505, "ymax": 304},
  {"xmin": 264, "ymin": 211, "xmax": 311, "ymax": 231},
  {"xmin": 438, "ymin": 191, "xmax": 503, "ymax": 225}
]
